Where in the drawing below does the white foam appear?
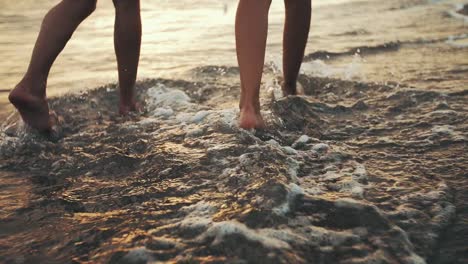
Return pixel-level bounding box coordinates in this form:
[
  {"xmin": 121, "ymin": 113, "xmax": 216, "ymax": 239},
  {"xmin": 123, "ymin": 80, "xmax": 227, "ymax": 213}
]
[
  {"xmin": 238, "ymin": 153, "xmax": 257, "ymax": 167},
  {"xmin": 307, "ymin": 226, "xmax": 360, "ymax": 246},
  {"xmin": 266, "ymin": 139, "xmax": 281, "ymax": 148},
  {"xmin": 198, "ymin": 221, "xmax": 291, "ymax": 249},
  {"xmin": 145, "ymin": 84, "xmax": 239, "ymax": 129},
  {"xmin": 320, "ymin": 162, "xmax": 368, "ymax": 198},
  {"xmin": 406, "ymin": 253, "xmax": 427, "ymax": 264},
  {"xmin": 430, "ymin": 125, "xmax": 465, "ymax": 141},
  {"xmin": 266, "ymin": 139, "xmax": 299, "ymax": 156},
  {"xmin": 185, "ymin": 126, "xmax": 205, "ymax": 137},
  {"xmin": 121, "ymin": 247, "xmax": 153, "ymax": 263},
  {"xmin": 191, "ymin": 110, "xmax": 212, "ymax": 123},
  {"xmin": 301, "ymin": 54, "xmax": 363, "ymax": 80},
  {"xmin": 179, "ymin": 109, "xmax": 238, "ymax": 127},
  {"xmin": 352, "ymin": 163, "xmax": 368, "ymax": 181},
  {"xmin": 152, "ymin": 107, "xmax": 174, "ymax": 118},
  {"xmin": 180, "ymin": 216, "xmax": 213, "ymax": 230},
  {"xmin": 336, "ymin": 180, "xmax": 365, "ymax": 198},
  {"xmin": 207, "ymin": 108, "xmax": 239, "ymax": 127},
  {"xmin": 0, "ymin": 112, "xmax": 33, "ymax": 150},
  {"xmin": 177, "ymin": 202, "xmax": 218, "ymax": 232},
  {"xmin": 431, "ymin": 125, "xmax": 455, "ymax": 136},
  {"xmin": 146, "ymin": 84, "xmax": 191, "ymax": 109},
  {"xmin": 446, "ymin": 32, "xmax": 468, "ymax": 49},
  {"xmin": 448, "ymin": 6, "xmax": 468, "ymax": 23},
  {"xmin": 282, "ymin": 146, "xmax": 298, "ymax": 155},
  {"xmin": 431, "ymin": 202, "xmax": 456, "ymax": 227},
  {"xmin": 137, "ymin": 117, "xmax": 160, "ymax": 125},
  {"xmin": 335, "ymin": 198, "xmax": 369, "ymax": 211},
  {"xmin": 260, "ymin": 228, "xmax": 309, "ymax": 245},
  {"xmin": 265, "ymin": 77, "xmax": 283, "ymax": 101},
  {"xmin": 181, "ymin": 201, "xmax": 217, "ymax": 216},
  {"xmin": 287, "ymin": 157, "xmax": 301, "ymax": 182},
  {"xmin": 273, "ymin": 183, "xmax": 304, "ymax": 215},
  {"xmin": 292, "ymin": 135, "xmax": 312, "ymax": 149},
  {"xmin": 323, "ymin": 171, "xmax": 343, "ymax": 181},
  {"xmin": 312, "ymin": 143, "xmax": 330, "ymax": 153}
]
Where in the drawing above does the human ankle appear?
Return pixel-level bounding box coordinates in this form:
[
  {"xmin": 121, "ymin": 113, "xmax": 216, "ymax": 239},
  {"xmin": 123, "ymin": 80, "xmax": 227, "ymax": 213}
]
[
  {"xmin": 282, "ymin": 81, "xmax": 297, "ymax": 95},
  {"xmin": 120, "ymin": 94, "xmax": 136, "ymax": 105},
  {"xmin": 240, "ymin": 103, "xmax": 261, "ymax": 114},
  {"xmin": 17, "ymin": 76, "xmax": 46, "ymax": 98}
]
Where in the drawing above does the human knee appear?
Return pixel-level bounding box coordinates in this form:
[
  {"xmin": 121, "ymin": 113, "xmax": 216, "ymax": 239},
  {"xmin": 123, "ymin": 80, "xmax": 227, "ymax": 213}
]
[{"xmin": 113, "ymin": 0, "xmax": 140, "ymax": 9}]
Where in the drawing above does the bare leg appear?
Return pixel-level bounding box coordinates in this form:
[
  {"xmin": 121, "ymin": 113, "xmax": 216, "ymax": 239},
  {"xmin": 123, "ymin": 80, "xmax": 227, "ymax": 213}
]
[
  {"xmin": 283, "ymin": 0, "xmax": 311, "ymax": 95},
  {"xmin": 236, "ymin": 0, "xmax": 271, "ymax": 129},
  {"xmin": 113, "ymin": 0, "xmax": 142, "ymax": 115},
  {"xmin": 9, "ymin": 0, "xmax": 97, "ymax": 132}
]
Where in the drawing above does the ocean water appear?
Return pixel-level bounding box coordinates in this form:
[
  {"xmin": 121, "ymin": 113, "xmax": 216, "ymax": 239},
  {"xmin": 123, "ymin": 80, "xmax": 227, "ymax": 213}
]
[
  {"xmin": 0, "ymin": 1, "xmax": 467, "ymax": 263},
  {"xmin": 0, "ymin": 0, "xmax": 356, "ymax": 100},
  {"xmin": 1, "ymin": 65, "xmax": 467, "ymax": 263},
  {"xmin": 1, "ymin": 0, "xmax": 465, "ymax": 103}
]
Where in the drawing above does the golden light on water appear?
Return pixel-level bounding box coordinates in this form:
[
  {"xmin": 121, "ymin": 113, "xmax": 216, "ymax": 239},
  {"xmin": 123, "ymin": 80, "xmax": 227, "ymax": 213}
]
[
  {"xmin": 0, "ymin": 0, "xmax": 337, "ymax": 101},
  {"xmin": 1, "ymin": 1, "xmax": 468, "ymax": 262},
  {"xmin": 1, "ymin": 0, "xmax": 465, "ymax": 107}
]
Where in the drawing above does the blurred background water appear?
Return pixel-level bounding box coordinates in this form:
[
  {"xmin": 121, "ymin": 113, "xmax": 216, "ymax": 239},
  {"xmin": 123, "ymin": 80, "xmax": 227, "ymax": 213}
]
[
  {"xmin": 0, "ymin": 0, "xmax": 466, "ymax": 108},
  {"xmin": 0, "ymin": 0, "xmax": 353, "ymax": 97},
  {"xmin": 0, "ymin": 1, "xmax": 467, "ymax": 262}
]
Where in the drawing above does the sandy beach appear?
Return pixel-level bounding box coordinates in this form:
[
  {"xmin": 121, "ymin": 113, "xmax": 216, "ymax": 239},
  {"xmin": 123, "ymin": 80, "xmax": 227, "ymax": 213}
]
[{"xmin": 0, "ymin": 0, "xmax": 467, "ymax": 263}]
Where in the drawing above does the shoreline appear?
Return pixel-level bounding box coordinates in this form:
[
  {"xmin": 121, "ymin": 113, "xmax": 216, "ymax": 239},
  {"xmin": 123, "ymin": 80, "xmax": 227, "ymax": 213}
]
[
  {"xmin": 1, "ymin": 0, "xmax": 466, "ymax": 104},
  {"xmin": 1, "ymin": 67, "xmax": 467, "ymax": 262},
  {"xmin": 1, "ymin": 1, "xmax": 467, "ymax": 261}
]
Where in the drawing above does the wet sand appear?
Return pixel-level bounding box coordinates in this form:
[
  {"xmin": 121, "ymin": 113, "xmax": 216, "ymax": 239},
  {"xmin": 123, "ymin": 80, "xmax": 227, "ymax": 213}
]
[{"xmin": 1, "ymin": 0, "xmax": 468, "ymax": 263}]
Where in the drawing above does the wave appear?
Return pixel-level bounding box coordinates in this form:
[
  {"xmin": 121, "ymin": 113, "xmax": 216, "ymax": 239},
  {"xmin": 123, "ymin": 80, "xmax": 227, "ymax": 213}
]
[
  {"xmin": 0, "ymin": 67, "xmax": 467, "ymax": 263},
  {"xmin": 304, "ymin": 42, "xmax": 401, "ymax": 61},
  {"xmin": 447, "ymin": 3, "xmax": 468, "ymax": 23},
  {"xmin": 456, "ymin": 3, "xmax": 468, "ymax": 16}
]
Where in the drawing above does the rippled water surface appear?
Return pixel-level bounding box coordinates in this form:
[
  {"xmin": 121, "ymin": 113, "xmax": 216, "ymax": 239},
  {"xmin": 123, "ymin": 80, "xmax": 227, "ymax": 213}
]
[
  {"xmin": 1, "ymin": 0, "xmax": 466, "ymax": 103},
  {"xmin": 0, "ymin": 0, "xmax": 467, "ymax": 263},
  {"xmin": 0, "ymin": 0, "xmax": 357, "ymax": 101}
]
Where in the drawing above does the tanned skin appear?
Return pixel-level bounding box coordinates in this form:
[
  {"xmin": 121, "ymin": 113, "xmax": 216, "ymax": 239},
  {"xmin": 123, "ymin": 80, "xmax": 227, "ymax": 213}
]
[
  {"xmin": 9, "ymin": 0, "xmax": 142, "ymax": 132},
  {"xmin": 236, "ymin": 0, "xmax": 311, "ymax": 129}
]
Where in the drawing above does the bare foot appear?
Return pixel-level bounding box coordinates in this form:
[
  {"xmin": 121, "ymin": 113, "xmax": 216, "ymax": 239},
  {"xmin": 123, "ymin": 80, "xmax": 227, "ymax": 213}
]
[
  {"xmin": 119, "ymin": 100, "xmax": 139, "ymax": 116},
  {"xmin": 282, "ymin": 81, "xmax": 305, "ymax": 96},
  {"xmin": 8, "ymin": 85, "xmax": 52, "ymax": 132},
  {"xmin": 282, "ymin": 82, "xmax": 296, "ymax": 96},
  {"xmin": 239, "ymin": 107, "xmax": 266, "ymax": 129}
]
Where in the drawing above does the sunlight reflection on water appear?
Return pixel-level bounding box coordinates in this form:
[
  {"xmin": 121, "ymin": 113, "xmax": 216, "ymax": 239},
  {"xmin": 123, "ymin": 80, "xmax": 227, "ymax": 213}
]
[{"xmin": 0, "ymin": 0, "xmax": 355, "ymax": 98}]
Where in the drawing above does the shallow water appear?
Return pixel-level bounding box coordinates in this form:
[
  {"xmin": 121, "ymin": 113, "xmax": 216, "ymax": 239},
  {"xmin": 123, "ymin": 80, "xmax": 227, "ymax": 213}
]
[
  {"xmin": 1, "ymin": 65, "xmax": 467, "ymax": 263},
  {"xmin": 0, "ymin": 0, "xmax": 356, "ymax": 101},
  {"xmin": 1, "ymin": 0, "xmax": 466, "ymax": 103},
  {"xmin": 0, "ymin": 0, "xmax": 467, "ymax": 263}
]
